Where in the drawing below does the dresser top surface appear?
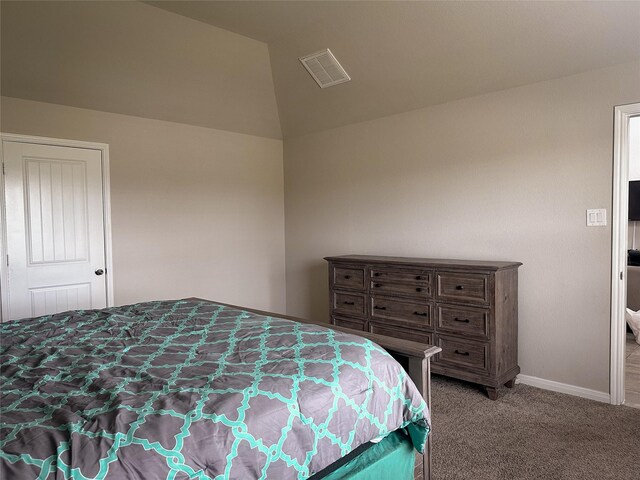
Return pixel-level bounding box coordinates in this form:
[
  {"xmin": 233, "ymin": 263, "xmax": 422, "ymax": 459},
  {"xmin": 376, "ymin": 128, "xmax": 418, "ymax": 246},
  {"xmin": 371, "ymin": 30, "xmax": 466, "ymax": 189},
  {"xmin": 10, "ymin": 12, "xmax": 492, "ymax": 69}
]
[{"xmin": 324, "ymin": 255, "xmax": 522, "ymax": 270}]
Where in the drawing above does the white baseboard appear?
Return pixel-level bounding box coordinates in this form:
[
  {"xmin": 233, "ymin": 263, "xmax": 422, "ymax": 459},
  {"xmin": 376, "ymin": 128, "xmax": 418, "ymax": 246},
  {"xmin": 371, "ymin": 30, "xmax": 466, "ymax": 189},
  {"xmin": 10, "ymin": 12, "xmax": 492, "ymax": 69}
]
[{"xmin": 516, "ymin": 374, "xmax": 610, "ymax": 404}]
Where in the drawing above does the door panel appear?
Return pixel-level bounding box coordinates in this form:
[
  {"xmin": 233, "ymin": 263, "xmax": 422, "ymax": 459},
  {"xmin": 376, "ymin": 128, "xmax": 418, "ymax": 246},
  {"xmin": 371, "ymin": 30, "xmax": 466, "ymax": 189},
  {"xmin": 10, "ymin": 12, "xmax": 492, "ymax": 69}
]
[
  {"xmin": 26, "ymin": 158, "xmax": 89, "ymax": 263},
  {"xmin": 3, "ymin": 141, "xmax": 107, "ymax": 320},
  {"xmin": 30, "ymin": 283, "xmax": 92, "ymax": 317}
]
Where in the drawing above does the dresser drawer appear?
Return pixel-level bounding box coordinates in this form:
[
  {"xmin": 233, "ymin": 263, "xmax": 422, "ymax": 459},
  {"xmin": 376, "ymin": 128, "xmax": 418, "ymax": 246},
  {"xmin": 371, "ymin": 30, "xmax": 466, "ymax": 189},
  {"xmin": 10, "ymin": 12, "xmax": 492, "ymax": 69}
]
[
  {"xmin": 332, "ymin": 265, "xmax": 366, "ymax": 291},
  {"xmin": 332, "ymin": 315, "xmax": 366, "ymax": 331},
  {"xmin": 369, "ymin": 322, "xmax": 432, "ymax": 345},
  {"xmin": 332, "ymin": 291, "xmax": 366, "ymax": 318},
  {"xmin": 371, "ymin": 296, "xmax": 432, "ymax": 327},
  {"xmin": 436, "ymin": 272, "xmax": 489, "ymax": 305},
  {"xmin": 436, "ymin": 304, "xmax": 489, "ymax": 339},
  {"xmin": 436, "ymin": 335, "xmax": 489, "ymax": 373},
  {"xmin": 370, "ymin": 268, "xmax": 432, "ymax": 285},
  {"xmin": 370, "ymin": 280, "xmax": 431, "ymax": 299}
]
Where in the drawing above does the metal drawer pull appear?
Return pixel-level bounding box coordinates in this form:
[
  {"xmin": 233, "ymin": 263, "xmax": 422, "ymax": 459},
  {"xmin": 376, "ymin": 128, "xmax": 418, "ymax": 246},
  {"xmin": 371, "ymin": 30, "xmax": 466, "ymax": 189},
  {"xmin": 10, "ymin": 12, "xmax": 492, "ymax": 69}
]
[
  {"xmin": 374, "ymin": 283, "xmax": 382, "ymax": 288},
  {"xmin": 415, "ymin": 275, "xmax": 425, "ymax": 280},
  {"xmin": 454, "ymin": 317, "xmax": 470, "ymax": 323},
  {"xmin": 374, "ymin": 306, "xmax": 387, "ymax": 310},
  {"xmin": 454, "ymin": 350, "xmax": 470, "ymax": 356},
  {"xmin": 413, "ymin": 311, "xmax": 428, "ymax": 317},
  {"xmin": 343, "ymin": 301, "xmax": 355, "ymax": 305},
  {"xmin": 373, "ymin": 272, "xmax": 380, "ymax": 277},
  {"xmin": 415, "ymin": 287, "xmax": 423, "ymax": 292},
  {"xmin": 455, "ymin": 285, "xmax": 465, "ymax": 290},
  {"xmin": 343, "ymin": 275, "xmax": 351, "ymax": 279}
]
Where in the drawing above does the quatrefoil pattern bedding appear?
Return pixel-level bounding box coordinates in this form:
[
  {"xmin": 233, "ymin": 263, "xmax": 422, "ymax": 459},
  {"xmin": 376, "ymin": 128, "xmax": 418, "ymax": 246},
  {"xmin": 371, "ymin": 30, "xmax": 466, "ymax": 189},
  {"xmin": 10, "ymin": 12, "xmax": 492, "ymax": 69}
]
[{"xmin": 1, "ymin": 299, "xmax": 429, "ymax": 479}]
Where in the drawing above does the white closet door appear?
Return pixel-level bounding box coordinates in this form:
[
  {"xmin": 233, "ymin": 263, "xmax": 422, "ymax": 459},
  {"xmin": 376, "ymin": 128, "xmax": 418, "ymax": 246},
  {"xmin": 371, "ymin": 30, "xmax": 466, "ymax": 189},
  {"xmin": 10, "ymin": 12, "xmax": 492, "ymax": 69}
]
[{"xmin": 3, "ymin": 141, "xmax": 107, "ymax": 320}]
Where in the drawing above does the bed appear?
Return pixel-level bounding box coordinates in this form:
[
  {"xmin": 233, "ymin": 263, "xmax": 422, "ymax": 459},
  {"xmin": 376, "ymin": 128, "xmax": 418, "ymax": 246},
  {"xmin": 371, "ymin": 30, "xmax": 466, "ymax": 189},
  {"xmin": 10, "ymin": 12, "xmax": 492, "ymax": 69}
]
[{"xmin": 0, "ymin": 299, "xmax": 440, "ymax": 479}]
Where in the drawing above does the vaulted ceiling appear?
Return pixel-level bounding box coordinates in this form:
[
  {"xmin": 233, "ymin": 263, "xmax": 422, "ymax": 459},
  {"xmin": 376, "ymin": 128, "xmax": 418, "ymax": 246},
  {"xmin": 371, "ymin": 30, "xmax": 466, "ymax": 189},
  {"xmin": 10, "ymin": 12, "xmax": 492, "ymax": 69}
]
[
  {"xmin": 149, "ymin": 1, "xmax": 640, "ymax": 138},
  {"xmin": 1, "ymin": 1, "xmax": 282, "ymax": 139},
  {"xmin": 3, "ymin": 1, "xmax": 640, "ymax": 139}
]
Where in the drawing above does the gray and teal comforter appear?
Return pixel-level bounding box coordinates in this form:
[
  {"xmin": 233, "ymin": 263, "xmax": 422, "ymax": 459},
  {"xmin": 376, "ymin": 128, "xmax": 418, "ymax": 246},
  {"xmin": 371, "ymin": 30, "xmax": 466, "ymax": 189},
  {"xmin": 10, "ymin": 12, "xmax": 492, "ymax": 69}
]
[{"xmin": 1, "ymin": 299, "xmax": 429, "ymax": 479}]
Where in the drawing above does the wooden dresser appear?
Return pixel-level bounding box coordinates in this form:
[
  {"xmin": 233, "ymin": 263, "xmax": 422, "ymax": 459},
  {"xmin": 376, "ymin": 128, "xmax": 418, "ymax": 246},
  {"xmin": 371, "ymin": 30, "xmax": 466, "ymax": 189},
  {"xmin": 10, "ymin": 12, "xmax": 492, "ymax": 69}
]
[{"xmin": 325, "ymin": 255, "xmax": 521, "ymax": 400}]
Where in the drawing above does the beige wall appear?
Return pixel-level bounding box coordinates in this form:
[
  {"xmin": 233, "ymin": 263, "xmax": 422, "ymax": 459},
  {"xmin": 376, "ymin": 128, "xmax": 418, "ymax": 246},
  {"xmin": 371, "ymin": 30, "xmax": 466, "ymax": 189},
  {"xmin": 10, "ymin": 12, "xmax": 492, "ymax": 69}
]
[
  {"xmin": 1, "ymin": 97, "xmax": 286, "ymax": 312},
  {"xmin": 284, "ymin": 61, "xmax": 640, "ymax": 393}
]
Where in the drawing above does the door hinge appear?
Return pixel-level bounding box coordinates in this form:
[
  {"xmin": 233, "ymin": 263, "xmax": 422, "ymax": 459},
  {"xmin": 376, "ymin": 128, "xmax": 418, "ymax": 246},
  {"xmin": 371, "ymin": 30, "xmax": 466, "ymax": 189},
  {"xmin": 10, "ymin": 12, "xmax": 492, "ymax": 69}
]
[
  {"xmin": 1, "ymin": 163, "xmax": 4, "ymax": 175},
  {"xmin": 5, "ymin": 255, "xmax": 8, "ymax": 267}
]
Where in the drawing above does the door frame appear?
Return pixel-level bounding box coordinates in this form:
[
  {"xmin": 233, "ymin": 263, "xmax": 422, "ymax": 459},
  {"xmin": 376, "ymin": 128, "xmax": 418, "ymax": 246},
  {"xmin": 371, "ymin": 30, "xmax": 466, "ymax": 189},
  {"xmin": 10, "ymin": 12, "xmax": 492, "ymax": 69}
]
[
  {"xmin": 0, "ymin": 133, "xmax": 114, "ymax": 320},
  {"xmin": 610, "ymin": 103, "xmax": 640, "ymax": 405}
]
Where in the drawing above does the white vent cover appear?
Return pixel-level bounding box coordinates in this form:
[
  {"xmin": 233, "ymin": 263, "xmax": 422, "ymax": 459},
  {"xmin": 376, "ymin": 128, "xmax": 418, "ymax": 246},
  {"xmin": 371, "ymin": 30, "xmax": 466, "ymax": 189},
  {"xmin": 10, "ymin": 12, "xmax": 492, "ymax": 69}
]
[{"xmin": 299, "ymin": 49, "xmax": 351, "ymax": 88}]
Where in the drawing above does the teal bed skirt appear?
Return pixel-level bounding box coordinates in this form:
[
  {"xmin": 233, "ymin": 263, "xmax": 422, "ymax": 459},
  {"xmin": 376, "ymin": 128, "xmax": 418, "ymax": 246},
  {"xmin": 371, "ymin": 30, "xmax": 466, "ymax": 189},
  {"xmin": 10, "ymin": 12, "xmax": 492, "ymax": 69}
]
[{"xmin": 314, "ymin": 429, "xmax": 415, "ymax": 480}]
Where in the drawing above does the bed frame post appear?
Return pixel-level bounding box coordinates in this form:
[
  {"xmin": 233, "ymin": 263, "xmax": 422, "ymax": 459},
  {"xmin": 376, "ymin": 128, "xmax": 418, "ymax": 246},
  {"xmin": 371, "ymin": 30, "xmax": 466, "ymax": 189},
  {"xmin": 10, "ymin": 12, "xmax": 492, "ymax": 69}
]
[{"xmin": 408, "ymin": 349, "xmax": 438, "ymax": 480}]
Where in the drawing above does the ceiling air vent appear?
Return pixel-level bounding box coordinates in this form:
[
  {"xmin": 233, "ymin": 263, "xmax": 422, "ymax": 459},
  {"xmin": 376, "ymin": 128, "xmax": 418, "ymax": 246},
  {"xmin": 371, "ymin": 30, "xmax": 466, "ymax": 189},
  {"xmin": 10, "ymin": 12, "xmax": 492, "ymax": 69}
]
[{"xmin": 299, "ymin": 49, "xmax": 351, "ymax": 88}]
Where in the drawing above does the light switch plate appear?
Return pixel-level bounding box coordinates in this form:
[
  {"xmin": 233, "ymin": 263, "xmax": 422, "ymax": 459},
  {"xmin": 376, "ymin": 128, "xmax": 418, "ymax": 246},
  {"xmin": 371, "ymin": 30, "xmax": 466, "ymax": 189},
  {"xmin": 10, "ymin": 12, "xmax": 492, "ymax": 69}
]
[{"xmin": 586, "ymin": 208, "xmax": 607, "ymax": 226}]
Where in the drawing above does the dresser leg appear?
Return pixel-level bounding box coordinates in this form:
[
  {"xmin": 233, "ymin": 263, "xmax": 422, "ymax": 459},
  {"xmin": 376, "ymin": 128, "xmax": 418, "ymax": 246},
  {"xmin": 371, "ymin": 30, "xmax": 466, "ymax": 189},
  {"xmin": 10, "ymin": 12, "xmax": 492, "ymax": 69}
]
[
  {"xmin": 505, "ymin": 378, "xmax": 516, "ymax": 388},
  {"xmin": 485, "ymin": 386, "xmax": 498, "ymax": 400}
]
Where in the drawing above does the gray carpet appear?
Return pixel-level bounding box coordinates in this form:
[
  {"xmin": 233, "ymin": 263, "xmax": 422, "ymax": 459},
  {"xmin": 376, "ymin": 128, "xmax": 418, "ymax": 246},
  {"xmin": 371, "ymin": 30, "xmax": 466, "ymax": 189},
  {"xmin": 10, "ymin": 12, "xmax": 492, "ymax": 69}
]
[{"xmin": 429, "ymin": 376, "xmax": 640, "ymax": 480}]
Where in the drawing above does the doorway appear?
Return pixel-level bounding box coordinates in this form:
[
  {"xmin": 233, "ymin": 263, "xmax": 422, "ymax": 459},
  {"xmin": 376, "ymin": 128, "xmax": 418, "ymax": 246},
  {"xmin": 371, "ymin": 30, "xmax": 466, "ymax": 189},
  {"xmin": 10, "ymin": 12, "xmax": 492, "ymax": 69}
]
[
  {"xmin": 610, "ymin": 103, "xmax": 640, "ymax": 406},
  {"xmin": 0, "ymin": 134, "xmax": 114, "ymax": 321}
]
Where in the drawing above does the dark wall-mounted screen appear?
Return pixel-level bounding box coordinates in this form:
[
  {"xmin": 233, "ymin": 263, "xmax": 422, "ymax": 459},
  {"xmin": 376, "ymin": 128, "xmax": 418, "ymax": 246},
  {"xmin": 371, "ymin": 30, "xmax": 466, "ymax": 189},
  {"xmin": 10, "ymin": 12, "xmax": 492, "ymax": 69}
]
[{"xmin": 630, "ymin": 181, "xmax": 640, "ymax": 221}]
